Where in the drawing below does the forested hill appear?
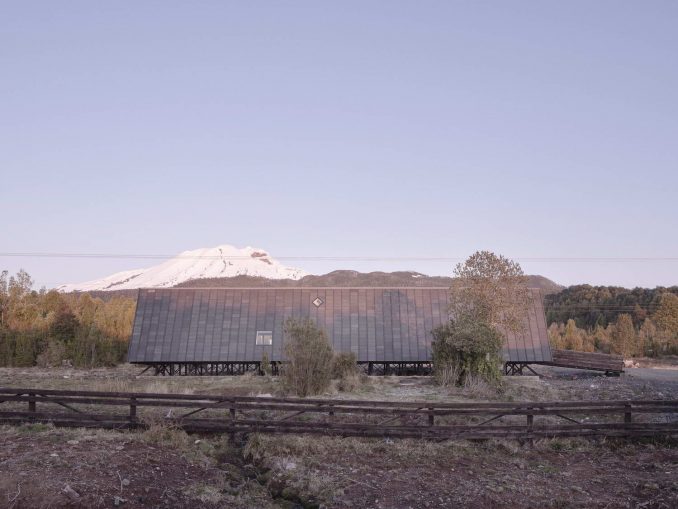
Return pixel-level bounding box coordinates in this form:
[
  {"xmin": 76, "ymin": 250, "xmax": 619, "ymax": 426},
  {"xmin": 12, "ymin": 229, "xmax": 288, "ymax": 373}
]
[{"xmin": 544, "ymin": 285, "xmax": 678, "ymax": 329}]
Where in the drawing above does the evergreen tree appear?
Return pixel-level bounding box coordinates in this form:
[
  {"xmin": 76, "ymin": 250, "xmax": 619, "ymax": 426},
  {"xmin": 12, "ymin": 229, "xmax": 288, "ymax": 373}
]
[{"xmin": 49, "ymin": 305, "xmax": 80, "ymax": 344}]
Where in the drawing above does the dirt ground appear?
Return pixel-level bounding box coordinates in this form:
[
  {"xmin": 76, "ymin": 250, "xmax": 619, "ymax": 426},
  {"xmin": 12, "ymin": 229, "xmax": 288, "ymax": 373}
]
[
  {"xmin": 246, "ymin": 434, "xmax": 678, "ymax": 509},
  {"xmin": 0, "ymin": 424, "xmax": 275, "ymax": 509},
  {"xmin": 1, "ymin": 364, "xmax": 677, "ymax": 508}
]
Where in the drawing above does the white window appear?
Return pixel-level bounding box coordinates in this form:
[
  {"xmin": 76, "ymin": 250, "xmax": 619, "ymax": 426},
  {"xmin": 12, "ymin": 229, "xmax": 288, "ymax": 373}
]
[{"xmin": 256, "ymin": 331, "xmax": 273, "ymax": 345}]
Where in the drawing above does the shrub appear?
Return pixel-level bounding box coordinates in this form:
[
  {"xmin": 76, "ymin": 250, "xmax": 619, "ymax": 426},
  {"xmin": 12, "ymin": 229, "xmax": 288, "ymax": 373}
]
[
  {"xmin": 431, "ymin": 314, "xmax": 503, "ymax": 386},
  {"xmin": 336, "ymin": 373, "xmax": 362, "ymax": 392},
  {"xmin": 434, "ymin": 362, "xmax": 460, "ymax": 387},
  {"xmin": 280, "ymin": 318, "xmax": 334, "ymax": 397},
  {"xmin": 36, "ymin": 339, "xmax": 67, "ymax": 367},
  {"xmin": 260, "ymin": 350, "xmax": 272, "ymax": 376},
  {"xmin": 331, "ymin": 351, "xmax": 357, "ymax": 379}
]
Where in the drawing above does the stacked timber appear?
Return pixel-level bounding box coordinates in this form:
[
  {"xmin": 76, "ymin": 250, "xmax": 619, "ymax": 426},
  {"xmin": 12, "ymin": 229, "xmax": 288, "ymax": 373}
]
[{"xmin": 550, "ymin": 350, "xmax": 624, "ymax": 373}]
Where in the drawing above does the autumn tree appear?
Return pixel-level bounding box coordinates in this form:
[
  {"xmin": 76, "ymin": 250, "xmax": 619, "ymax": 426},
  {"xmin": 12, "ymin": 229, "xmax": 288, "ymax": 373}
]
[
  {"xmin": 592, "ymin": 324, "xmax": 611, "ymax": 353},
  {"xmin": 653, "ymin": 293, "xmax": 678, "ymax": 336},
  {"xmin": 638, "ymin": 318, "xmax": 657, "ymax": 356},
  {"xmin": 563, "ymin": 319, "xmax": 586, "ymax": 351},
  {"xmin": 0, "ymin": 269, "xmax": 135, "ymax": 368},
  {"xmin": 449, "ymin": 251, "xmax": 529, "ymax": 334},
  {"xmin": 611, "ymin": 314, "xmax": 636, "ymax": 357},
  {"xmin": 0, "ymin": 270, "xmax": 8, "ymax": 327}
]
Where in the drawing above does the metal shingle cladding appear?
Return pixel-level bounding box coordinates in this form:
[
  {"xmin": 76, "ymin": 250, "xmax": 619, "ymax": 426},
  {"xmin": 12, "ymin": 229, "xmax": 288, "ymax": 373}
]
[{"xmin": 128, "ymin": 287, "xmax": 552, "ymax": 364}]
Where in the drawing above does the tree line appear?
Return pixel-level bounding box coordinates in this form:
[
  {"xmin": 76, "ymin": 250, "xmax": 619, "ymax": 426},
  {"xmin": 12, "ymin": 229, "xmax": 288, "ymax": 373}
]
[
  {"xmin": 0, "ymin": 270, "xmax": 135, "ymax": 367},
  {"xmin": 1, "ymin": 266, "xmax": 676, "ymax": 371},
  {"xmin": 545, "ymin": 285, "xmax": 678, "ymax": 357},
  {"xmin": 544, "ymin": 284, "xmax": 678, "ymax": 328}
]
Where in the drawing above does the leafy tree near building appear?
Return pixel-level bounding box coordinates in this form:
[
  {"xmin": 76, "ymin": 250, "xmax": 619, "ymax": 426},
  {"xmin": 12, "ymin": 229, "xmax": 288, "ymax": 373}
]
[
  {"xmin": 433, "ymin": 251, "xmax": 528, "ymax": 386},
  {"xmin": 431, "ymin": 314, "xmax": 503, "ymax": 386},
  {"xmin": 449, "ymin": 250, "xmax": 529, "ymax": 334}
]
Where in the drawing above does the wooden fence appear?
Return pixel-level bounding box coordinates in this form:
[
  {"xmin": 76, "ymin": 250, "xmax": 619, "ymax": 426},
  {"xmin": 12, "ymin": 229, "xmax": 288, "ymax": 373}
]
[{"xmin": 0, "ymin": 387, "xmax": 677, "ymax": 440}]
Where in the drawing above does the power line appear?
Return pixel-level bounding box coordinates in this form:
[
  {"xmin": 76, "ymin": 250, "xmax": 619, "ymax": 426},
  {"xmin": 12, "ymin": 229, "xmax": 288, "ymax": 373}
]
[{"xmin": 1, "ymin": 252, "xmax": 677, "ymax": 262}]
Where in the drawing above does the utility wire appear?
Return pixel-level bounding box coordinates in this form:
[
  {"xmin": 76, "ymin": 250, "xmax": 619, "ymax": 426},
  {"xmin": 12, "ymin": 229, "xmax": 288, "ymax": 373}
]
[{"xmin": 1, "ymin": 252, "xmax": 677, "ymax": 262}]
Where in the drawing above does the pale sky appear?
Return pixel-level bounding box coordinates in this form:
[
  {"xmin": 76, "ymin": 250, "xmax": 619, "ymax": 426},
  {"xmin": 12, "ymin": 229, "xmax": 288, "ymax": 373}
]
[{"xmin": 1, "ymin": 1, "xmax": 677, "ymax": 289}]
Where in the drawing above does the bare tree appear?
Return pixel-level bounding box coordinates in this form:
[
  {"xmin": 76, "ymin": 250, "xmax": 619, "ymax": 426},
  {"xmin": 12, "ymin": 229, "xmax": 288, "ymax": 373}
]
[{"xmin": 449, "ymin": 251, "xmax": 529, "ymax": 334}]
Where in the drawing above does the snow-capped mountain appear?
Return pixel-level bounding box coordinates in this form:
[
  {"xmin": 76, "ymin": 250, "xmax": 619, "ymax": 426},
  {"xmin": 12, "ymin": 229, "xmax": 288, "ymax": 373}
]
[{"xmin": 57, "ymin": 245, "xmax": 309, "ymax": 292}]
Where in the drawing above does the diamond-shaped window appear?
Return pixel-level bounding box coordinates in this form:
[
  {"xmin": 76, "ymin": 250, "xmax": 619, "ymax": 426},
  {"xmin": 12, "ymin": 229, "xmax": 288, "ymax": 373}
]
[{"xmin": 312, "ymin": 297, "xmax": 324, "ymax": 307}]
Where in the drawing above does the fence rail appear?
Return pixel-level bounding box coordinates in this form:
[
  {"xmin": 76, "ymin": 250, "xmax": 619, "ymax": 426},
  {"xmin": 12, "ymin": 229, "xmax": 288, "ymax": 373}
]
[{"xmin": 0, "ymin": 387, "xmax": 677, "ymax": 440}]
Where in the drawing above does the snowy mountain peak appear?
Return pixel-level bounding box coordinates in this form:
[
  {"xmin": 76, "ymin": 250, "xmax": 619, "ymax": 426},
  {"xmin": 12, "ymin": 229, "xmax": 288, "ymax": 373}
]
[{"xmin": 57, "ymin": 244, "xmax": 309, "ymax": 292}]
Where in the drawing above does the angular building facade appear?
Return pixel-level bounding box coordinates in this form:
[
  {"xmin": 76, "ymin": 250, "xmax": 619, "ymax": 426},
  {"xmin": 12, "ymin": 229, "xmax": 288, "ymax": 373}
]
[{"xmin": 128, "ymin": 287, "xmax": 552, "ymax": 375}]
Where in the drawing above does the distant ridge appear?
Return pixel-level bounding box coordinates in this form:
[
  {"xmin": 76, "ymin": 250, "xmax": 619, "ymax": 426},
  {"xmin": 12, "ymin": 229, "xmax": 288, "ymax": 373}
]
[
  {"xmin": 57, "ymin": 243, "xmax": 563, "ymax": 296},
  {"xmin": 174, "ymin": 270, "xmax": 563, "ymax": 294},
  {"xmin": 76, "ymin": 271, "xmax": 563, "ymax": 301}
]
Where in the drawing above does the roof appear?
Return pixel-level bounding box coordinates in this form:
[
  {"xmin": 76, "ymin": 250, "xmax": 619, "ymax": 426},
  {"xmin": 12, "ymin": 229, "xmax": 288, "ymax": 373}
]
[{"xmin": 127, "ymin": 287, "xmax": 552, "ymax": 364}]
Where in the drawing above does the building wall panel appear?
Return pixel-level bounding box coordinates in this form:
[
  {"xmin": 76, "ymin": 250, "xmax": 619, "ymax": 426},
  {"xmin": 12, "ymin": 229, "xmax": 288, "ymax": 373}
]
[{"xmin": 127, "ymin": 287, "xmax": 552, "ymax": 364}]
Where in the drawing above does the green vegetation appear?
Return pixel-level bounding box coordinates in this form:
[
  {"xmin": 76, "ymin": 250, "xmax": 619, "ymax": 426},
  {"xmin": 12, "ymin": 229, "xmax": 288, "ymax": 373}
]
[
  {"xmin": 331, "ymin": 351, "xmax": 361, "ymax": 392},
  {"xmin": 0, "ymin": 269, "xmax": 135, "ymax": 367},
  {"xmin": 432, "ymin": 314, "xmax": 503, "ymax": 386},
  {"xmin": 331, "ymin": 351, "xmax": 358, "ymax": 380},
  {"xmin": 434, "ymin": 251, "xmax": 527, "ymax": 386},
  {"xmin": 280, "ymin": 319, "xmax": 363, "ymax": 396},
  {"xmin": 545, "ymin": 284, "xmax": 678, "ymax": 329},
  {"xmin": 547, "ymin": 290, "xmax": 678, "ymax": 357},
  {"xmin": 259, "ymin": 350, "xmax": 272, "ymax": 376},
  {"xmin": 281, "ymin": 317, "xmax": 335, "ymax": 396}
]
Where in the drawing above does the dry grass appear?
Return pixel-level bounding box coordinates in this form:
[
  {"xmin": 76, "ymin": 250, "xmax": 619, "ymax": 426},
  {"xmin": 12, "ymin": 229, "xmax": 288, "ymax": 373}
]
[{"xmin": 0, "ymin": 364, "xmax": 279, "ymax": 397}]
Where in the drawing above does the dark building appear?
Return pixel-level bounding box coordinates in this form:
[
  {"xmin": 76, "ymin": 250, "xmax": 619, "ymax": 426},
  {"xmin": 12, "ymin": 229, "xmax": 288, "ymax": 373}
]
[{"xmin": 128, "ymin": 287, "xmax": 552, "ymax": 375}]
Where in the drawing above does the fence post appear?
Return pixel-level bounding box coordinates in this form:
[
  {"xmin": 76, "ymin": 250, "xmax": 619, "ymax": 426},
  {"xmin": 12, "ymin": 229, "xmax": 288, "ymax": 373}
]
[
  {"xmin": 229, "ymin": 400, "xmax": 236, "ymax": 442},
  {"xmin": 28, "ymin": 392, "xmax": 36, "ymax": 414},
  {"xmin": 624, "ymin": 403, "xmax": 632, "ymax": 424},
  {"xmin": 428, "ymin": 407, "xmax": 434, "ymax": 426},
  {"xmin": 129, "ymin": 397, "xmax": 137, "ymax": 428},
  {"xmin": 527, "ymin": 412, "xmax": 534, "ymax": 430}
]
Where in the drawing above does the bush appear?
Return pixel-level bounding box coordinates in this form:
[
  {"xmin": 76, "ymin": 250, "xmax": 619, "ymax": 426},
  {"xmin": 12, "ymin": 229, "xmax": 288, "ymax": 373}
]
[
  {"xmin": 36, "ymin": 339, "xmax": 67, "ymax": 367},
  {"xmin": 260, "ymin": 350, "xmax": 272, "ymax": 376},
  {"xmin": 331, "ymin": 351, "xmax": 357, "ymax": 379},
  {"xmin": 280, "ymin": 318, "xmax": 334, "ymax": 397},
  {"xmin": 431, "ymin": 314, "xmax": 503, "ymax": 386},
  {"xmin": 331, "ymin": 351, "xmax": 361, "ymax": 392}
]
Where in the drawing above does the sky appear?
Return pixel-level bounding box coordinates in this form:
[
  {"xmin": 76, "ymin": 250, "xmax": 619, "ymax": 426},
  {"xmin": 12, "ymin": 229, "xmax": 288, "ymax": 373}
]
[{"xmin": 1, "ymin": 1, "xmax": 677, "ymax": 289}]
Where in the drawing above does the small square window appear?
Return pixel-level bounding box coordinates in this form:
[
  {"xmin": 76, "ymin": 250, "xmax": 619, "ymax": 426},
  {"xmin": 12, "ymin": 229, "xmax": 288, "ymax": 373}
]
[
  {"xmin": 312, "ymin": 297, "xmax": 324, "ymax": 307},
  {"xmin": 256, "ymin": 331, "xmax": 273, "ymax": 345}
]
